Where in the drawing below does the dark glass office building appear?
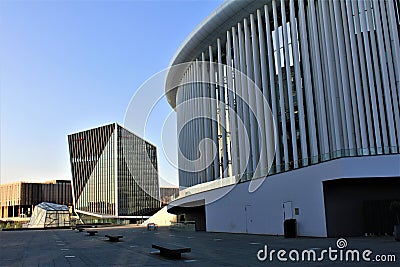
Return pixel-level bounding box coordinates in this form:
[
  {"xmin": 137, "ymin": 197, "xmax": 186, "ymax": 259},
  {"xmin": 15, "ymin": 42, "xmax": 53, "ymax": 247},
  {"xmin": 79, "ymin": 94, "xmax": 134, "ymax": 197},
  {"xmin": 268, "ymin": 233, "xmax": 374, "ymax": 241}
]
[{"xmin": 67, "ymin": 123, "xmax": 160, "ymax": 220}]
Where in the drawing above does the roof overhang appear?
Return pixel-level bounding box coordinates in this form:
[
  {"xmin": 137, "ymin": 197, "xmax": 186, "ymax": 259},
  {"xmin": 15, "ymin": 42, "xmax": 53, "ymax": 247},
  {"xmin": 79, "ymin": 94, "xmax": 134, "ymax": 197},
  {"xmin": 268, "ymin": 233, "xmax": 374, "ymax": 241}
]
[{"xmin": 165, "ymin": 0, "xmax": 272, "ymax": 109}]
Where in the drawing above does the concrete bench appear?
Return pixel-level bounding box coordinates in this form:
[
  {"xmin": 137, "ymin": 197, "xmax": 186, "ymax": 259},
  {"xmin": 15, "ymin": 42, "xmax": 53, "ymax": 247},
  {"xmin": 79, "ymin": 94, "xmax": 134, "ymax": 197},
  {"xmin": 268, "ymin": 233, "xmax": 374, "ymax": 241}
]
[
  {"xmin": 152, "ymin": 243, "xmax": 191, "ymax": 259},
  {"xmin": 105, "ymin": 235, "xmax": 123, "ymax": 242},
  {"xmin": 87, "ymin": 230, "xmax": 98, "ymax": 236}
]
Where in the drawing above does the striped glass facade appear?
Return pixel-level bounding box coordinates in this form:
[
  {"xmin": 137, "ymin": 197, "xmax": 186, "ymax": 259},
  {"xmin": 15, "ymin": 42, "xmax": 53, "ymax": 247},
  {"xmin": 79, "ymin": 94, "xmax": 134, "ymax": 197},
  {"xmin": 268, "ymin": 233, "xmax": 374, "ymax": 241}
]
[
  {"xmin": 68, "ymin": 123, "xmax": 160, "ymax": 217},
  {"xmin": 166, "ymin": 0, "xmax": 400, "ymax": 189}
]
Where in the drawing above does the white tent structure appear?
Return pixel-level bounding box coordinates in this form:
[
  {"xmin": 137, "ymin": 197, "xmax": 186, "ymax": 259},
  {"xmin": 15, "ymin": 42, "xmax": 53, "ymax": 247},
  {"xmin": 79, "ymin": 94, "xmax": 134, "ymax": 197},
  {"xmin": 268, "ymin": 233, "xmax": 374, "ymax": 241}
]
[{"xmin": 28, "ymin": 202, "xmax": 70, "ymax": 228}]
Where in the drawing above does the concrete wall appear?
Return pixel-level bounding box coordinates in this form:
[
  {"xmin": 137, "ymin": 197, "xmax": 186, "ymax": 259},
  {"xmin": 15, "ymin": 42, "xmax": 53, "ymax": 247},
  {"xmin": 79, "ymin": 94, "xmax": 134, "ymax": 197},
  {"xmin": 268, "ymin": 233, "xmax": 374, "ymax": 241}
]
[
  {"xmin": 169, "ymin": 154, "xmax": 400, "ymax": 237},
  {"xmin": 206, "ymin": 167, "xmax": 327, "ymax": 236}
]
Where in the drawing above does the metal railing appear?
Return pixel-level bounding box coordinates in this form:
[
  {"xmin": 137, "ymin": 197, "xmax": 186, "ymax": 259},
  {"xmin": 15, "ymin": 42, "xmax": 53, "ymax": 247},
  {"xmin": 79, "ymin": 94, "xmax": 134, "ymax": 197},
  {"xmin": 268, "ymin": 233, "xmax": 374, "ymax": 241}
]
[
  {"xmin": 170, "ymin": 146, "xmax": 400, "ymax": 202},
  {"xmin": 170, "ymin": 221, "xmax": 196, "ymax": 231}
]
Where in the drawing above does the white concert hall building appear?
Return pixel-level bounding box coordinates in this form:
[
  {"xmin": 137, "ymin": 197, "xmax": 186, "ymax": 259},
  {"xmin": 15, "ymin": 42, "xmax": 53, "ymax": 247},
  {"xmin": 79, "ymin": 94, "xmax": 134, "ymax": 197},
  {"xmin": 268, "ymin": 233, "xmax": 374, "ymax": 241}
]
[{"xmin": 165, "ymin": 0, "xmax": 400, "ymax": 237}]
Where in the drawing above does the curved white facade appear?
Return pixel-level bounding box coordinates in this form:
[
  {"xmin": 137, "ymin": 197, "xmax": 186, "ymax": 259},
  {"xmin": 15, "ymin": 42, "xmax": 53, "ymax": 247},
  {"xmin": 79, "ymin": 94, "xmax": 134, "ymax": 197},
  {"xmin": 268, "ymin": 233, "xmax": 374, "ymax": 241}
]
[
  {"xmin": 165, "ymin": 0, "xmax": 400, "ymax": 236},
  {"xmin": 167, "ymin": 0, "xmax": 400, "ymax": 188}
]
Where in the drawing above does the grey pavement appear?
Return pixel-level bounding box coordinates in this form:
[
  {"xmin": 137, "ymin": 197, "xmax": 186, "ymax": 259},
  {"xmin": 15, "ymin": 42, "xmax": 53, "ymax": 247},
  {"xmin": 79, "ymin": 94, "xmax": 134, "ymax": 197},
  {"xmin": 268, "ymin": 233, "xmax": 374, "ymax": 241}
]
[{"xmin": 0, "ymin": 226, "xmax": 399, "ymax": 266}]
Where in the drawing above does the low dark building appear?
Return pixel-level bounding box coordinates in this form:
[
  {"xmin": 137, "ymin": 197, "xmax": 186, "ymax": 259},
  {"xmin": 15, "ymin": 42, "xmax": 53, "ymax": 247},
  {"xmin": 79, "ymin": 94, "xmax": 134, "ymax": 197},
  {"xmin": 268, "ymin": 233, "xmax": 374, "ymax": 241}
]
[{"xmin": 0, "ymin": 180, "xmax": 72, "ymax": 218}]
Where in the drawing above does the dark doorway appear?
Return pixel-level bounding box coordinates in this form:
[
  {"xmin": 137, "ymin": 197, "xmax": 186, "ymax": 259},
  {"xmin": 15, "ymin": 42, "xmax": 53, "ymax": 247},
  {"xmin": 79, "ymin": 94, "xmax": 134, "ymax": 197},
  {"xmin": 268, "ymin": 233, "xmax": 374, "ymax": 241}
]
[
  {"xmin": 168, "ymin": 199, "xmax": 206, "ymax": 231},
  {"xmin": 183, "ymin": 205, "xmax": 206, "ymax": 231},
  {"xmin": 323, "ymin": 177, "xmax": 400, "ymax": 237}
]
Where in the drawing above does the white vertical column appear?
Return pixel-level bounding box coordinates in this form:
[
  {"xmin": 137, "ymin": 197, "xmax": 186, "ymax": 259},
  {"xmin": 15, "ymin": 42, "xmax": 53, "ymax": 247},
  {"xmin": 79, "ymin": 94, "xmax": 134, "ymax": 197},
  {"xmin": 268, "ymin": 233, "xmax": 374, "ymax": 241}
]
[
  {"xmin": 289, "ymin": 0, "xmax": 308, "ymax": 165},
  {"xmin": 280, "ymin": 0, "xmax": 299, "ymax": 168},
  {"xmin": 199, "ymin": 59, "xmax": 208, "ymax": 182},
  {"xmin": 185, "ymin": 73, "xmax": 190, "ymax": 185},
  {"xmin": 238, "ymin": 22, "xmax": 253, "ymax": 176},
  {"xmin": 386, "ymin": 0, "xmax": 400, "ymax": 108},
  {"xmin": 347, "ymin": 1, "xmax": 374, "ymax": 153},
  {"xmin": 250, "ymin": 13, "xmax": 267, "ymax": 176},
  {"xmin": 382, "ymin": 0, "xmax": 400, "ymax": 146},
  {"xmin": 192, "ymin": 64, "xmax": 198, "ymax": 185},
  {"xmin": 226, "ymin": 30, "xmax": 239, "ymax": 177},
  {"xmin": 321, "ymin": 0, "xmax": 342, "ymax": 153},
  {"xmin": 273, "ymin": 0, "xmax": 289, "ymax": 170},
  {"xmin": 373, "ymin": 0, "xmax": 399, "ymax": 152},
  {"xmin": 257, "ymin": 9, "xmax": 270, "ymax": 105},
  {"xmin": 186, "ymin": 71, "xmax": 191, "ymax": 185},
  {"xmin": 244, "ymin": 18, "xmax": 260, "ymax": 176},
  {"xmin": 257, "ymin": 8, "xmax": 274, "ymax": 172},
  {"xmin": 328, "ymin": 1, "xmax": 349, "ymax": 152},
  {"xmin": 362, "ymin": 0, "xmax": 390, "ymax": 153},
  {"xmin": 176, "ymin": 84, "xmax": 182, "ymax": 186},
  {"xmin": 265, "ymin": 4, "xmax": 281, "ymax": 172},
  {"xmin": 199, "ymin": 62, "xmax": 206, "ymax": 182},
  {"xmin": 209, "ymin": 46, "xmax": 220, "ymax": 179},
  {"xmin": 232, "ymin": 26, "xmax": 247, "ymax": 175},
  {"xmin": 339, "ymin": 1, "xmax": 363, "ymax": 152},
  {"xmin": 188, "ymin": 65, "xmax": 193, "ymax": 186},
  {"xmin": 201, "ymin": 52, "xmax": 211, "ymax": 181},
  {"xmin": 195, "ymin": 63, "xmax": 201, "ymax": 184},
  {"xmin": 317, "ymin": 1, "xmax": 336, "ymax": 153},
  {"xmin": 186, "ymin": 66, "xmax": 191, "ymax": 186},
  {"xmin": 195, "ymin": 60, "xmax": 201, "ymax": 183},
  {"xmin": 180, "ymin": 78, "xmax": 184, "ymax": 187},
  {"xmin": 183, "ymin": 70, "xmax": 191, "ymax": 187},
  {"xmin": 190, "ymin": 64, "xmax": 196, "ymax": 186},
  {"xmin": 184, "ymin": 72, "xmax": 190, "ymax": 186},
  {"xmin": 217, "ymin": 38, "xmax": 229, "ymax": 177},
  {"xmin": 332, "ymin": 0, "xmax": 356, "ymax": 152},
  {"xmin": 297, "ymin": 0, "xmax": 318, "ymax": 162},
  {"xmin": 328, "ymin": 0, "xmax": 350, "ymax": 152},
  {"xmin": 176, "ymin": 86, "xmax": 181, "ymax": 186},
  {"xmin": 308, "ymin": 0, "xmax": 330, "ymax": 157},
  {"xmin": 195, "ymin": 59, "xmax": 204, "ymax": 183},
  {"xmin": 193, "ymin": 64, "xmax": 199, "ymax": 185},
  {"xmin": 181, "ymin": 75, "xmax": 186, "ymax": 187},
  {"xmin": 355, "ymin": 0, "xmax": 384, "ymax": 154}
]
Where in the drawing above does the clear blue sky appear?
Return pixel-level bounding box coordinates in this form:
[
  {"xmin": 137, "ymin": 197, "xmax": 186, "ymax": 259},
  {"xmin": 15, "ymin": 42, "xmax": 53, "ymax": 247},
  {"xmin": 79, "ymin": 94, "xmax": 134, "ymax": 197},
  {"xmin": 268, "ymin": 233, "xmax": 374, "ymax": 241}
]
[{"xmin": 0, "ymin": 0, "xmax": 224, "ymax": 186}]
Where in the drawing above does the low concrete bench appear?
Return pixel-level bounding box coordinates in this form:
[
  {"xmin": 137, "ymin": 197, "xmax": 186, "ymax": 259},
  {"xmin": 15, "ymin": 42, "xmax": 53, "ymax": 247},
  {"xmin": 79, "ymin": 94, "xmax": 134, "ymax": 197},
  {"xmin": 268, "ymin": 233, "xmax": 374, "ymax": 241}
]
[
  {"xmin": 105, "ymin": 235, "xmax": 123, "ymax": 242},
  {"xmin": 152, "ymin": 243, "xmax": 191, "ymax": 259},
  {"xmin": 87, "ymin": 230, "xmax": 98, "ymax": 236}
]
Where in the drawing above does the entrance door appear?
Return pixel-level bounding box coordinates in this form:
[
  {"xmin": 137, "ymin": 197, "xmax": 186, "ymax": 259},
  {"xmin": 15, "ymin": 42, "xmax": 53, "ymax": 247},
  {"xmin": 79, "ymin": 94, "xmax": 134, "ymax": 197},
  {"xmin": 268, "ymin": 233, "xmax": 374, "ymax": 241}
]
[
  {"xmin": 245, "ymin": 205, "xmax": 255, "ymax": 233},
  {"xmin": 283, "ymin": 201, "xmax": 293, "ymax": 220}
]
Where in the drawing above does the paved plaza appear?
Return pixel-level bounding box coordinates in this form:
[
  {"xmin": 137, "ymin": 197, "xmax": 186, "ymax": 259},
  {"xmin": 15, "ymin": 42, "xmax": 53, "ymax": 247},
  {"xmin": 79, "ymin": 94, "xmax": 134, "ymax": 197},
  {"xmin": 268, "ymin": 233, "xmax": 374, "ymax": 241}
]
[{"xmin": 0, "ymin": 226, "xmax": 398, "ymax": 266}]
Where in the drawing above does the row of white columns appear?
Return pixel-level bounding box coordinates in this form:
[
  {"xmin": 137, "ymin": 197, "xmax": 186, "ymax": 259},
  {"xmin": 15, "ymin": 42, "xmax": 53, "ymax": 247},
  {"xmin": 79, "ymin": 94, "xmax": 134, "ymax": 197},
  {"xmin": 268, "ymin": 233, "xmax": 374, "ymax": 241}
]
[{"xmin": 175, "ymin": 0, "xmax": 400, "ymax": 188}]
